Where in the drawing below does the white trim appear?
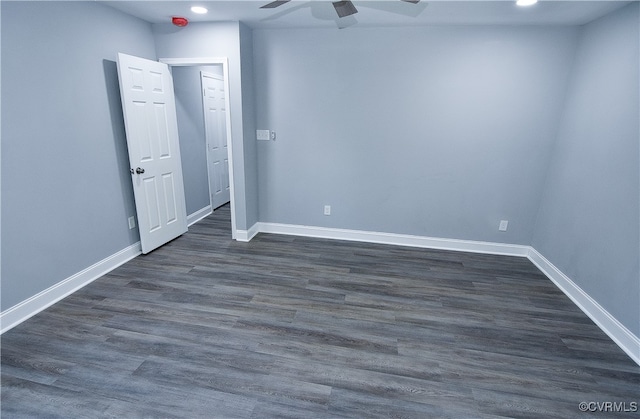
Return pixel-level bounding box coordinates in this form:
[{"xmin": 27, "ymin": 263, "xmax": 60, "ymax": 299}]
[
  {"xmin": 527, "ymin": 248, "xmax": 640, "ymax": 366},
  {"xmin": 255, "ymin": 222, "xmax": 530, "ymax": 256},
  {"xmin": 235, "ymin": 229, "xmax": 249, "ymax": 242},
  {"xmin": 187, "ymin": 205, "xmax": 213, "ymax": 227},
  {"xmin": 236, "ymin": 223, "xmax": 260, "ymax": 243},
  {"xmin": 0, "ymin": 242, "xmax": 142, "ymax": 334},
  {"xmin": 159, "ymin": 57, "xmax": 237, "ymax": 240},
  {"xmin": 160, "ymin": 57, "xmax": 226, "ymax": 66}
]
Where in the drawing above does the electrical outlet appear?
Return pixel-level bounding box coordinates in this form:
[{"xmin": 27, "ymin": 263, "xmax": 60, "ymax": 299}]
[
  {"xmin": 128, "ymin": 216, "xmax": 136, "ymax": 230},
  {"xmin": 324, "ymin": 205, "xmax": 331, "ymax": 216},
  {"xmin": 499, "ymin": 220, "xmax": 508, "ymax": 232}
]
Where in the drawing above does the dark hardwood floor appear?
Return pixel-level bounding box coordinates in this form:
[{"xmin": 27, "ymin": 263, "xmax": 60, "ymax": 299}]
[{"xmin": 2, "ymin": 205, "xmax": 638, "ymax": 418}]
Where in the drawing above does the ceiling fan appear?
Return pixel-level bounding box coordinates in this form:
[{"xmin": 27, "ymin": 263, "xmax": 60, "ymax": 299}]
[{"xmin": 261, "ymin": 0, "xmax": 421, "ymax": 19}]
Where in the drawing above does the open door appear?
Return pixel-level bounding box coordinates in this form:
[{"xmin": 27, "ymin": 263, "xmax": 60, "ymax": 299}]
[
  {"xmin": 201, "ymin": 71, "xmax": 230, "ymax": 210},
  {"xmin": 117, "ymin": 53, "xmax": 188, "ymax": 254}
]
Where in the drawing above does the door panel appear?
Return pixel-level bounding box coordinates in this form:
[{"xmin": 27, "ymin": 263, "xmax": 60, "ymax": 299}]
[
  {"xmin": 143, "ymin": 178, "xmax": 161, "ymax": 232},
  {"xmin": 161, "ymin": 173, "xmax": 178, "ymax": 223},
  {"xmin": 117, "ymin": 53, "xmax": 188, "ymax": 254}
]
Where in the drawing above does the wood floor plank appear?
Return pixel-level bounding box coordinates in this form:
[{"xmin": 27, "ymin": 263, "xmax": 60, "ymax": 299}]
[{"xmin": 2, "ymin": 204, "xmax": 638, "ymax": 418}]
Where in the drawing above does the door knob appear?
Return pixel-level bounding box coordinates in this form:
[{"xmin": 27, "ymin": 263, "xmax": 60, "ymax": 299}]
[{"xmin": 135, "ymin": 167, "xmax": 145, "ymax": 174}]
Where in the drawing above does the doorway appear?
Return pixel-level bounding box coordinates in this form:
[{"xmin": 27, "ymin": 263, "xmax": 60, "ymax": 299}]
[{"xmin": 164, "ymin": 58, "xmax": 236, "ymax": 239}]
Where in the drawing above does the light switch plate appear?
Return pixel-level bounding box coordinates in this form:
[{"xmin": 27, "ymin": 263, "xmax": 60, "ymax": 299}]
[{"xmin": 257, "ymin": 129, "xmax": 270, "ymax": 141}]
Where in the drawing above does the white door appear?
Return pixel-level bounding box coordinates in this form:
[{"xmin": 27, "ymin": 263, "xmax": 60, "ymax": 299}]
[
  {"xmin": 117, "ymin": 53, "xmax": 188, "ymax": 254},
  {"xmin": 201, "ymin": 71, "xmax": 230, "ymax": 209}
]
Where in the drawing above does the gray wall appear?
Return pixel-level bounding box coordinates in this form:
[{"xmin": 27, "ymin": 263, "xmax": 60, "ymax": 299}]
[
  {"xmin": 172, "ymin": 65, "xmax": 224, "ymax": 217},
  {"xmin": 153, "ymin": 22, "xmax": 259, "ymax": 231},
  {"xmin": 253, "ymin": 26, "xmax": 580, "ymax": 244},
  {"xmin": 1, "ymin": 1, "xmax": 157, "ymax": 310},
  {"xmin": 239, "ymin": 23, "xmax": 259, "ymax": 230},
  {"xmin": 532, "ymin": 3, "xmax": 640, "ymax": 336}
]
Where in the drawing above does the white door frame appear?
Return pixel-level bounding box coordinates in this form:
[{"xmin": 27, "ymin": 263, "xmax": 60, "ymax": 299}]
[{"xmin": 160, "ymin": 57, "xmax": 237, "ymax": 240}]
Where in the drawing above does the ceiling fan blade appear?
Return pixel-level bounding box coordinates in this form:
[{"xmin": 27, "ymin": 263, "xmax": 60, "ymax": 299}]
[
  {"xmin": 401, "ymin": 0, "xmax": 421, "ymax": 3},
  {"xmin": 332, "ymin": 1, "xmax": 358, "ymax": 18},
  {"xmin": 260, "ymin": 0, "xmax": 291, "ymax": 9},
  {"xmin": 359, "ymin": 1, "xmax": 427, "ymax": 17},
  {"xmin": 260, "ymin": 2, "xmax": 311, "ymax": 22}
]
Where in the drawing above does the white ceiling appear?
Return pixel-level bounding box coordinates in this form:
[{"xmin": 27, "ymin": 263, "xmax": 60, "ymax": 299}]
[{"xmin": 100, "ymin": 0, "xmax": 632, "ymax": 29}]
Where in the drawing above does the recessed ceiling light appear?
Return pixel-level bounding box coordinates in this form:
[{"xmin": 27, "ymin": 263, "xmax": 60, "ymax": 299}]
[
  {"xmin": 516, "ymin": 0, "xmax": 538, "ymax": 6},
  {"xmin": 191, "ymin": 6, "xmax": 208, "ymax": 14}
]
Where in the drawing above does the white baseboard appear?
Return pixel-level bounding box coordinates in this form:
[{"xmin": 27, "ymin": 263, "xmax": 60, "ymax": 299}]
[
  {"xmin": 235, "ymin": 223, "xmax": 260, "ymax": 242},
  {"xmin": 0, "ymin": 242, "xmax": 142, "ymax": 334},
  {"xmin": 187, "ymin": 205, "xmax": 212, "ymax": 227},
  {"xmin": 256, "ymin": 222, "xmax": 531, "ymax": 257},
  {"xmin": 527, "ymin": 248, "xmax": 640, "ymax": 366}
]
